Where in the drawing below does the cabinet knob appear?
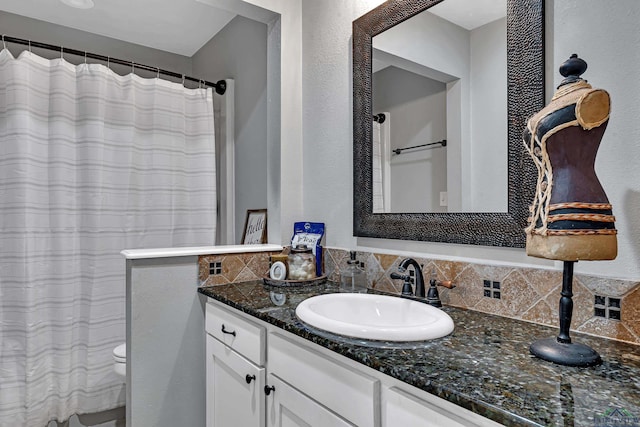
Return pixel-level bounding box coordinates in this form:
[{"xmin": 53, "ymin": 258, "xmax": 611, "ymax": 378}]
[
  {"xmin": 245, "ymin": 374, "xmax": 256, "ymax": 384},
  {"xmin": 221, "ymin": 324, "xmax": 236, "ymax": 337},
  {"xmin": 264, "ymin": 385, "xmax": 275, "ymax": 396}
]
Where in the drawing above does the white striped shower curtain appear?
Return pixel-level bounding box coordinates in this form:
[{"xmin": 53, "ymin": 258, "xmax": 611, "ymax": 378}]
[
  {"xmin": 372, "ymin": 113, "xmax": 390, "ymax": 214},
  {"xmin": 0, "ymin": 49, "xmax": 216, "ymax": 426}
]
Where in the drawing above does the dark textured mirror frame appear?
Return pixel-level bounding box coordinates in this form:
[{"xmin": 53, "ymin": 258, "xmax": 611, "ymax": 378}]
[{"xmin": 353, "ymin": 0, "xmax": 544, "ymax": 247}]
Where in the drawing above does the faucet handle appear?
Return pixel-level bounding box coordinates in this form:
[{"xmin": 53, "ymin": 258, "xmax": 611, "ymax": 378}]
[
  {"xmin": 428, "ymin": 268, "xmax": 455, "ymax": 289},
  {"xmin": 390, "ymin": 272, "xmax": 409, "ymax": 281},
  {"xmin": 391, "ymin": 272, "xmax": 414, "ymax": 296},
  {"xmin": 436, "ymin": 279, "xmax": 455, "ymax": 289}
]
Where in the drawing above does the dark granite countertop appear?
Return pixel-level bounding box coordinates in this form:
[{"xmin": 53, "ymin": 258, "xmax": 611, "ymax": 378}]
[{"xmin": 198, "ymin": 281, "xmax": 640, "ymax": 427}]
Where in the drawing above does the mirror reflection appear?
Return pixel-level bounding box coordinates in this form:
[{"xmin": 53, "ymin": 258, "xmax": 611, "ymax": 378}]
[{"xmin": 371, "ymin": 0, "xmax": 507, "ymax": 213}]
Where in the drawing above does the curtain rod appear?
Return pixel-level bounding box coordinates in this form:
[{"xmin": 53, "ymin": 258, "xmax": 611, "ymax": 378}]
[
  {"xmin": 372, "ymin": 113, "xmax": 386, "ymax": 124},
  {"xmin": 393, "ymin": 139, "xmax": 447, "ymax": 155},
  {"xmin": 1, "ymin": 34, "xmax": 227, "ymax": 95}
]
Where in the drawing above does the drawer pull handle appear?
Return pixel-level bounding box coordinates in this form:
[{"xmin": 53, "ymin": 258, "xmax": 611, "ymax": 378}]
[
  {"xmin": 245, "ymin": 374, "xmax": 256, "ymax": 384},
  {"xmin": 221, "ymin": 324, "xmax": 236, "ymax": 337},
  {"xmin": 264, "ymin": 385, "xmax": 275, "ymax": 396}
]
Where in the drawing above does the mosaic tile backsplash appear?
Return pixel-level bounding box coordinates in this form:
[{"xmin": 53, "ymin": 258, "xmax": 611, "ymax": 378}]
[{"xmin": 198, "ymin": 248, "xmax": 640, "ymax": 346}]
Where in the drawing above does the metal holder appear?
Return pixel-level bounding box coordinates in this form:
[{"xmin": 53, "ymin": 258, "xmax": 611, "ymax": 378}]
[{"xmin": 529, "ymin": 261, "xmax": 602, "ymax": 367}]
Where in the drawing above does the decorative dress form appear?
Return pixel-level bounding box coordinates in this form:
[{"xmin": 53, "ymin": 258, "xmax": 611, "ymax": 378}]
[{"xmin": 523, "ymin": 54, "xmax": 617, "ymax": 261}]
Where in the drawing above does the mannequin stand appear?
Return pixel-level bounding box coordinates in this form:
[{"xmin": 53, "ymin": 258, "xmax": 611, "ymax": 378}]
[{"xmin": 529, "ymin": 261, "xmax": 602, "ymax": 367}]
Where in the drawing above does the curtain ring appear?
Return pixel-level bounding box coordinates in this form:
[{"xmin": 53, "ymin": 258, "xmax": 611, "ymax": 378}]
[
  {"xmin": 84, "ymin": 51, "xmax": 87, "ymax": 64},
  {"xmin": 1, "ymin": 34, "xmax": 5, "ymax": 50},
  {"xmin": 28, "ymin": 40, "xmax": 32, "ymax": 53},
  {"xmin": 181, "ymin": 74, "xmax": 185, "ymax": 86},
  {"xmin": 107, "ymin": 56, "xmax": 110, "ymax": 69},
  {"xmin": 131, "ymin": 62, "xmax": 135, "ymax": 74},
  {"xmin": 157, "ymin": 67, "xmax": 160, "ymax": 79},
  {"xmin": 60, "ymin": 46, "xmax": 64, "ymax": 60},
  {"xmin": 199, "ymin": 79, "xmax": 203, "ymax": 89}
]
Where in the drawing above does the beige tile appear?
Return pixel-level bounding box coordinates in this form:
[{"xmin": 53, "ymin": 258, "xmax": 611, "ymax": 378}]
[
  {"xmin": 364, "ymin": 253, "xmax": 385, "ymax": 287},
  {"xmin": 501, "ymin": 270, "xmax": 542, "ymax": 317},
  {"xmin": 572, "ymin": 278, "xmax": 595, "ymax": 328},
  {"xmin": 473, "ymin": 296, "xmax": 506, "ymax": 316},
  {"xmin": 543, "ymin": 288, "xmax": 563, "ymax": 325},
  {"xmin": 433, "ymin": 260, "xmax": 465, "ymax": 283},
  {"xmin": 522, "ymin": 299, "xmax": 558, "ymax": 326},
  {"xmin": 235, "ymin": 266, "xmax": 259, "ymax": 283},
  {"xmin": 222, "ymin": 255, "xmax": 245, "ymax": 282},
  {"xmin": 247, "ymin": 254, "xmax": 271, "ymax": 278},
  {"xmin": 577, "ymin": 275, "xmax": 639, "ymax": 297},
  {"xmin": 417, "ymin": 261, "xmax": 437, "ymax": 288},
  {"xmin": 448, "ymin": 265, "xmax": 484, "ymax": 308},
  {"xmin": 372, "ymin": 276, "xmax": 398, "ymax": 294},
  {"xmin": 577, "ymin": 318, "xmax": 639, "ymax": 344},
  {"xmin": 237, "ymin": 252, "xmax": 255, "ymax": 265},
  {"xmin": 323, "ymin": 249, "xmax": 341, "ymax": 280},
  {"xmin": 471, "ymin": 264, "xmax": 514, "ymax": 283},
  {"xmin": 520, "ymin": 267, "xmax": 563, "ymax": 299},
  {"xmin": 622, "ymin": 286, "xmax": 640, "ymax": 338},
  {"xmin": 198, "ymin": 256, "xmax": 210, "ymax": 283},
  {"xmin": 202, "ymin": 274, "xmax": 231, "ymax": 287},
  {"xmin": 375, "ymin": 253, "xmax": 398, "ymax": 271}
]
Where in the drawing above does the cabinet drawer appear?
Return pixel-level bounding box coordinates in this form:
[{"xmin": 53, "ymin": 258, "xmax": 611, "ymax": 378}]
[
  {"xmin": 268, "ymin": 332, "xmax": 379, "ymax": 427},
  {"xmin": 206, "ymin": 301, "xmax": 265, "ymax": 366}
]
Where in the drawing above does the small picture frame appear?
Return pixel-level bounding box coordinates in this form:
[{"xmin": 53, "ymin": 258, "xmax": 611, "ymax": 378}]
[{"xmin": 242, "ymin": 209, "xmax": 268, "ymax": 244}]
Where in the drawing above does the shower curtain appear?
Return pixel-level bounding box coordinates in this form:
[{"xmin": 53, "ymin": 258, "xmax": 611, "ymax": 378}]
[
  {"xmin": 0, "ymin": 49, "xmax": 216, "ymax": 426},
  {"xmin": 372, "ymin": 121, "xmax": 385, "ymax": 213},
  {"xmin": 372, "ymin": 114, "xmax": 390, "ymax": 213}
]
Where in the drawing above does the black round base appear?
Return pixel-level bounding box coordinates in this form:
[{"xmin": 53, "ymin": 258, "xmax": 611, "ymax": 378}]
[{"xmin": 530, "ymin": 337, "xmax": 602, "ymax": 367}]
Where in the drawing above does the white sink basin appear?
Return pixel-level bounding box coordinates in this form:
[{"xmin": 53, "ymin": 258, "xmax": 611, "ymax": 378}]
[{"xmin": 295, "ymin": 293, "xmax": 454, "ymax": 342}]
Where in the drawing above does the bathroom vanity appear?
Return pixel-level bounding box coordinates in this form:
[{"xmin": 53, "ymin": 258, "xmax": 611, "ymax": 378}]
[{"xmin": 199, "ymin": 281, "xmax": 640, "ymax": 427}]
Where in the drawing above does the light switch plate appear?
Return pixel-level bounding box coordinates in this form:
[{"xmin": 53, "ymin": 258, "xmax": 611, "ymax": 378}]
[{"xmin": 439, "ymin": 191, "xmax": 448, "ymax": 206}]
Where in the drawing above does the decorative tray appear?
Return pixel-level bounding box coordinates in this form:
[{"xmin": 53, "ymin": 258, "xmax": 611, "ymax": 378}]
[{"xmin": 262, "ymin": 274, "xmax": 327, "ymax": 288}]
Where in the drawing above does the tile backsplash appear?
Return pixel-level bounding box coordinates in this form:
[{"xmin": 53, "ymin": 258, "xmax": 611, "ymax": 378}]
[
  {"xmin": 198, "ymin": 248, "xmax": 640, "ymax": 346},
  {"xmin": 198, "ymin": 251, "xmax": 279, "ymax": 286}
]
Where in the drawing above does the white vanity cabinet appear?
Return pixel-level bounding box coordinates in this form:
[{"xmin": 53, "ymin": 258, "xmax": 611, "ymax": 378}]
[
  {"xmin": 382, "ymin": 385, "xmax": 501, "ymax": 427},
  {"xmin": 266, "ymin": 374, "xmax": 352, "ymax": 427},
  {"xmin": 205, "ymin": 298, "xmax": 503, "ymax": 427},
  {"xmin": 268, "ymin": 332, "xmax": 379, "ymax": 426},
  {"xmin": 206, "ymin": 335, "xmax": 265, "ymax": 427},
  {"xmin": 205, "ymin": 302, "xmax": 267, "ymax": 427}
]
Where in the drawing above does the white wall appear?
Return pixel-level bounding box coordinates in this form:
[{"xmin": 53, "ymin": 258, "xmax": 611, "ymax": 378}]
[
  {"xmin": 192, "ymin": 16, "xmax": 268, "ymax": 244},
  {"xmin": 549, "ymin": 0, "xmax": 640, "ymax": 279},
  {"xmin": 373, "ymin": 67, "xmax": 448, "ymax": 213},
  {"xmin": 469, "ymin": 17, "xmax": 507, "ymax": 212},
  {"xmin": 0, "ymin": 10, "xmax": 192, "ymax": 77},
  {"xmin": 300, "ymin": 0, "xmax": 385, "ymax": 244},
  {"xmin": 126, "ymin": 257, "xmax": 205, "ymax": 427},
  {"xmin": 373, "ymin": 10, "xmax": 470, "ymax": 211},
  {"xmin": 300, "ymin": 0, "xmax": 640, "ymax": 281}
]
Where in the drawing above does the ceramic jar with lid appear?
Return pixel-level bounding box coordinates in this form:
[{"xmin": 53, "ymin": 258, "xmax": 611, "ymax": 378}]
[{"xmin": 287, "ymin": 245, "xmax": 316, "ymax": 280}]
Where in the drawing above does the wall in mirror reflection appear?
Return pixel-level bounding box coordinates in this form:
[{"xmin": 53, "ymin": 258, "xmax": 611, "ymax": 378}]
[{"xmin": 372, "ymin": 2, "xmax": 507, "ymax": 213}]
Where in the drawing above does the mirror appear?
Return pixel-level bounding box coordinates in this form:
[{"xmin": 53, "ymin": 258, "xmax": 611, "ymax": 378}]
[
  {"xmin": 372, "ymin": 0, "xmax": 507, "ymax": 213},
  {"xmin": 353, "ymin": 0, "xmax": 544, "ymax": 246}
]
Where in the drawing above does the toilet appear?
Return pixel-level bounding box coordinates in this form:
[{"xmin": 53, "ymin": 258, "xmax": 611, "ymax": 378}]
[{"xmin": 113, "ymin": 343, "xmax": 126, "ymax": 379}]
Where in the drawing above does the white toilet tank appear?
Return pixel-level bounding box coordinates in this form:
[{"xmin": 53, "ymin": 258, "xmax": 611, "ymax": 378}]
[{"xmin": 113, "ymin": 343, "xmax": 126, "ymax": 378}]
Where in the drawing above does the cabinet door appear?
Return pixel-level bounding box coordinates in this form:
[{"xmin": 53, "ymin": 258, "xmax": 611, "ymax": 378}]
[
  {"xmin": 207, "ymin": 334, "xmax": 265, "ymax": 427},
  {"xmin": 266, "ymin": 374, "xmax": 353, "ymax": 427},
  {"xmin": 383, "ymin": 386, "xmax": 499, "ymax": 427}
]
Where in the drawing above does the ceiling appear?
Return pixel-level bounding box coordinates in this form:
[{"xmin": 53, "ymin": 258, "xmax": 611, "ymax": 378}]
[
  {"xmin": 429, "ymin": 0, "xmax": 507, "ymax": 30},
  {"xmin": 0, "ymin": 0, "xmax": 237, "ymax": 56},
  {"xmin": 1, "ymin": 0, "xmax": 507, "ymax": 56}
]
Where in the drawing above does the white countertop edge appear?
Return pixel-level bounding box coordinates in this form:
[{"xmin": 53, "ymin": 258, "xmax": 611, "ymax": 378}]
[{"xmin": 121, "ymin": 244, "xmax": 283, "ymax": 259}]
